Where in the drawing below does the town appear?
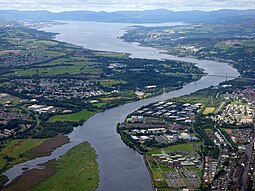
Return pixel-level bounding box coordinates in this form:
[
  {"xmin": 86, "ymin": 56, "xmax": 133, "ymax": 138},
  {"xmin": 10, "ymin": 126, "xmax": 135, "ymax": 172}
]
[
  {"xmin": 117, "ymin": 85, "xmax": 255, "ymax": 191},
  {"xmin": 121, "ymin": 100, "xmax": 202, "ymax": 148},
  {"xmin": 10, "ymin": 78, "xmax": 103, "ymax": 100},
  {"xmin": 0, "ymin": 10, "xmax": 254, "ymax": 191},
  {"xmin": 209, "ymin": 87, "xmax": 255, "ymax": 190},
  {"xmin": 0, "ymin": 93, "xmax": 35, "ymax": 139},
  {"xmin": 118, "ymin": 100, "xmax": 203, "ymax": 190}
]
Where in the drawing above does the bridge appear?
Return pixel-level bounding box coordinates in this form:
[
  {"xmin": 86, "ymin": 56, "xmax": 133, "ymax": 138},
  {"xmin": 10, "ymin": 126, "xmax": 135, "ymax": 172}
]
[{"xmin": 168, "ymin": 72, "xmax": 255, "ymax": 81}]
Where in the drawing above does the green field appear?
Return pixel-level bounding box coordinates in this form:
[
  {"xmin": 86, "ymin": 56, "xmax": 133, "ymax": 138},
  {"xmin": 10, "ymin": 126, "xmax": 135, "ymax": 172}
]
[
  {"xmin": 231, "ymin": 101, "xmax": 243, "ymax": 105},
  {"xmin": 94, "ymin": 51, "xmax": 127, "ymax": 58},
  {"xmin": 96, "ymin": 79, "xmax": 127, "ymax": 87},
  {"xmin": 203, "ymin": 107, "xmax": 215, "ymax": 115},
  {"xmin": 7, "ymin": 62, "xmax": 102, "ymax": 77},
  {"xmin": 241, "ymin": 40, "xmax": 255, "ymax": 47},
  {"xmin": 148, "ymin": 142, "xmax": 202, "ymax": 155},
  {"xmin": 93, "ymin": 102, "xmax": 106, "ymax": 108},
  {"xmin": 37, "ymin": 40, "xmax": 59, "ymax": 46},
  {"xmin": 147, "ymin": 158, "xmax": 170, "ymax": 190},
  {"xmin": 147, "ymin": 159, "xmax": 165, "ymax": 179},
  {"xmin": 0, "ymin": 139, "xmax": 46, "ymax": 170},
  {"xmin": 48, "ymin": 110, "xmax": 95, "ymax": 123},
  {"xmin": 204, "ymin": 128, "xmax": 214, "ymax": 133},
  {"xmin": 32, "ymin": 142, "xmax": 99, "ymax": 191},
  {"xmin": 187, "ymin": 167, "xmax": 203, "ymax": 177}
]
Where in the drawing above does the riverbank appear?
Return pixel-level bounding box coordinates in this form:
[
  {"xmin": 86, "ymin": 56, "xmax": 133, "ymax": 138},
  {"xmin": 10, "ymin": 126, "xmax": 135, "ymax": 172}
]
[
  {"xmin": 115, "ymin": 85, "xmax": 233, "ymax": 190},
  {"xmin": 0, "ymin": 82, "xmax": 201, "ymax": 190},
  {"xmin": 2, "ymin": 142, "xmax": 98, "ymax": 191},
  {"xmin": 121, "ymin": 22, "xmax": 255, "ymax": 79},
  {"xmin": 0, "ymin": 135, "xmax": 70, "ymax": 187},
  {"xmin": 117, "ymin": 80, "xmax": 255, "ymax": 190},
  {"xmin": 2, "ymin": 21, "xmax": 239, "ymax": 191},
  {"xmin": 26, "ymin": 134, "xmax": 70, "ymax": 158}
]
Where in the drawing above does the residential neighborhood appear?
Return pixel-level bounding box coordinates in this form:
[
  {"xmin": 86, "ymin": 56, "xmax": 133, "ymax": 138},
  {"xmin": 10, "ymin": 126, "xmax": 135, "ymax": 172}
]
[
  {"xmin": 0, "ymin": 93, "xmax": 35, "ymax": 139},
  {"xmin": 11, "ymin": 78, "xmax": 104, "ymax": 100}
]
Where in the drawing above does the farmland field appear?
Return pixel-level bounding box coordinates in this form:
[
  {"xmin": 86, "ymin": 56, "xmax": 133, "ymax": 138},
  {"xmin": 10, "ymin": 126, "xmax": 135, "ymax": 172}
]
[{"xmin": 48, "ymin": 110, "xmax": 95, "ymax": 123}]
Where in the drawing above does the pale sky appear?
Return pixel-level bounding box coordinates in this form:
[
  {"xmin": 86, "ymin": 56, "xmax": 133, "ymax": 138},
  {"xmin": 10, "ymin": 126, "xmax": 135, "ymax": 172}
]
[{"xmin": 0, "ymin": 0, "xmax": 254, "ymax": 12}]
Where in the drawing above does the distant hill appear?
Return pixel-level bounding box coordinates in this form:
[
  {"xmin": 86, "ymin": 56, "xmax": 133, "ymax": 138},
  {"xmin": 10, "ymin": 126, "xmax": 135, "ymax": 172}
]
[{"xmin": 0, "ymin": 9, "xmax": 255, "ymax": 23}]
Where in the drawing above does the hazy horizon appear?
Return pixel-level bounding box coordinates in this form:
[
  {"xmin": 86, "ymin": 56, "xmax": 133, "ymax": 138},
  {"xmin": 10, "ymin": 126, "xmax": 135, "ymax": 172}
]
[
  {"xmin": 0, "ymin": 0, "xmax": 254, "ymax": 12},
  {"xmin": 0, "ymin": 8, "xmax": 254, "ymax": 13}
]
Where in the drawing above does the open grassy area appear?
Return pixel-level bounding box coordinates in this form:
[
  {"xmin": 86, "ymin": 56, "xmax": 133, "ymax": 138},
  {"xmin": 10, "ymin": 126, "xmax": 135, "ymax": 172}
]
[
  {"xmin": 147, "ymin": 158, "xmax": 170, "ymax": 190},
  {"xmin": 96, "ymin": 79, "xmax": 127, "ymax": 87},
  {"xmin": 241, "ymin": 40, "xmax": 255, "ymax": 47},
  {"xmin": 187, "ymin": 167, "xmax": 203, "ymax": 177},
  {"xmin": 204, "ymin": 128, "xmax": 214, "ymax": 133},
  {"xmin": 231, "ymin": 101, "xmax": 243, "ymax": 105},
  {"xmin": 100, "ymin": 97, "xmax": 122, "ymax": 101},
  {"xmin": 0, "ymin": 139, "xmax": 47, "ymax": 170},
  {"xmin": 93, "ymin": 51, "xmax": 127, "ymax": 58},
  {"xmin": 32, "ymin": 142, "xmax": 99, "ymax": 191},
  {"xmin": 37, "ymin": 40, "xmax": 59, "ymax": 46},
  {"xmin": 203, "ymin": 107, "xmax": 215, "ymax": 115},
  {"xmin": 148, "ymin": 159, "xmax": 165, "ymax": 179},
  {"xmin": 92, "ymin": 102, "xmax": 106, "ymax": 108},
  {"xmin": 148, "ymin": 142, "xmax": 202, "ymax": 155},
  {"xmin": 8, "ymin": 61, "xmax": 102, "ymax": 77},
  {"xmin": 48, "ymin": 110, "xmax": 95, "ymax": 123}
]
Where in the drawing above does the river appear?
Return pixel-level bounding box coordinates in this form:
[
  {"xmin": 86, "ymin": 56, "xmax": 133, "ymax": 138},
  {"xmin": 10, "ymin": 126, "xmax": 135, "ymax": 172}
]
[{"xmin": 3, "ymin": 21, "xmax": 239, "ymax": 191}]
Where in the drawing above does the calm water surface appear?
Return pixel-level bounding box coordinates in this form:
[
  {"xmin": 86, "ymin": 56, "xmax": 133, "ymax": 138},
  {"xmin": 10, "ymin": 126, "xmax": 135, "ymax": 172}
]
[{"xmin": 3, "ymin": 21, "xmax": 239, "ymax": 191}]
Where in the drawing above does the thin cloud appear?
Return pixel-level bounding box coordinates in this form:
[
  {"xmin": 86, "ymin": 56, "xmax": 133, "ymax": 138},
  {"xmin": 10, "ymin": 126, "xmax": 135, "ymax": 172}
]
[{"xmin": 0, "ymin": 0, "xmax": 254, "ymax": 11}]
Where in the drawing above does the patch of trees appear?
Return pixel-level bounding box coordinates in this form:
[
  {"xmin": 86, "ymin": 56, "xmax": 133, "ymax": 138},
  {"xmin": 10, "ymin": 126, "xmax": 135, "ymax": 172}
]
[
  {"xmin": 32, "ymin": 122, "xmax": 77, "ymax": 138},
  {"xmin": 194, "ymin": 116, "xmax": 215, "ymax": 146},
  {"xmin": 201, "ymin": 145, "xmax": 220, "ymax": 159},
  {"xmin": 0, "ymin": 119, "xmax": 27, "ymax": 131},
  {"xmin": 195, "ymin": 127, "xmax": 214, "ymax": 146}
]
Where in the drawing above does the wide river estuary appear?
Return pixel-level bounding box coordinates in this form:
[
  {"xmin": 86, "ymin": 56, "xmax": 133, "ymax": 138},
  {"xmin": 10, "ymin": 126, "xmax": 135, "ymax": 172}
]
[{"xmin": 3, "ymin": 21, "xmax": 239, "ymax": 191}]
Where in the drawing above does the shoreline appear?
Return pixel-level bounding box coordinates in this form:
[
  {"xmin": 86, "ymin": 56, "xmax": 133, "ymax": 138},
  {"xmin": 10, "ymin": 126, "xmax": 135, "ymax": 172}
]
[
  {"xmin": 121, "ymin": 39, "xmax": 241, "ymax": 79},
  {"xmin": 2, "ymin": 21, "xmax": 240, "ymax": 191},
  {"xmin": 1, "ymin": 161, "xmax": 55, "ymax": 191},
  {"xmin": 27, "ymin": 134, "xmax": 70, "ymax": 159},
  {"xmin": 144, "ymin": 155, "xmax": 156, "ymax": 191},
  {"xmin": 2, "ymin": 142, "xmax": 99, "ymax": 191},
  {"xmin": 2, "ymin": 60, "xmax": 236, "ymax": 191},
  {"xmin": 1, "ymin": 134, "xmax": 70, "ymax": 188},
  {"xmin": 1, "ymin": 83, "xmax": 199, "ymax": 190}
]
